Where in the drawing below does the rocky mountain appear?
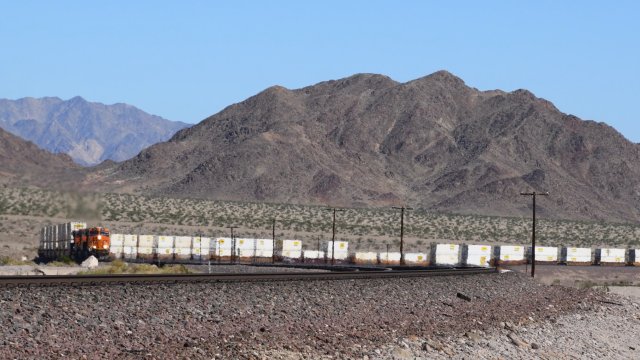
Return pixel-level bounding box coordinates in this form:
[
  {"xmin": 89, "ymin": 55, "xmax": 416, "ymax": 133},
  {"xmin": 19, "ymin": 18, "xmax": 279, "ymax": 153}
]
[
  {"xmin": 90, "ymin": 71, "xmax": 640, "ymax": 222},
  {"xmin": 0, "ymin": 97, "xmax": 189, "ymax": 166},
  {"xmin": 0, "ymin": 127, "xmax": 82, "ymax": 187}
]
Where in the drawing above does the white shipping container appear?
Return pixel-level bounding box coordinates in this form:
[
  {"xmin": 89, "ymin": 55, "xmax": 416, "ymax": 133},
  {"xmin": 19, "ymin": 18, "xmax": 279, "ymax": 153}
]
[
  {"xmin": 156, "ymin": 236, "xmax": 174, "ymax": 256},
  {"xmin": 499, "ymin": 245, "xmax": 525, "ymax": 261},
  {"xmin": 566, "ymin": 247, "xmax": 592, "ymax": 263},
  {"xmin": 137, "ymin": 246, "xmax": 153, "ymax": 255},
  {"xmin": 282, "ymin": 240, "xmax": 302, "ymax": 251},
  {"xmin": 534, "ymin": 247, "xmax": 558, "ymax": 262},
  {"xmin": 175, "ymin": 247, "xmax": 191, "ymax": 257},
  {"xmin": 255, "ymin": 239, "xmax": 274, "ymax": 258},
  {"xmin": 123, "ymin": 246, "xmax": 137, "ymax": 256},
  {"xmin": 379, "ymin": 252, "xmax": 401, "ymax": 262},
  {"xmin": 600, "ymin": 248, "xmax": 626, "ymax": 263},
  {"xmin": 326, "ymin": 241, "xmax": 348, "ymax": 260},
  {"xmin": 281, "ymin": 249, "xmax": 302, "ymax": 258},
  {"xmin": 111, "ymin": 234, "xmax": 125, "ymax": 247},
  {"xmin": 466, "ymin": 245, "xmax": 492, "ymax": 267},
  {"xmin": 110, "ymin": 245, "xmax": 124, "ymax": 258},
  {"xmin": 174, "ymin": 236, "xmax": 192, "ymax": 248},
  {"xmin": 157, "ymin": 236, "xmax": 174, "ymax": 249},
  {"xmin": 138, "ymin": 235, "xmax": 155, "ymax": 248},
  {"xmin": 355, "ymin": 252, "xmax": 378, "ymax": 262},
  {"xmin": 404, "ymin": 253, "xmax": 428, "ymax": 264},
  {"xmin": 124, "ymin": 234, "xmax": 138, "ymax": 247},
  {"xmin": 435, "ymin": 244, "xmax": 460, "ymax": 265},
  {"xmin": 303, "ymin": 250, "xmax": 325, "ymax": 259}
]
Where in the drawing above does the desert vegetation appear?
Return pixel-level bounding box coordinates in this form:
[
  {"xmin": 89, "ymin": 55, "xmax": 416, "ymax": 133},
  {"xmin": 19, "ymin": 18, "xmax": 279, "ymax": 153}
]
[{"xmin": 1, "ymin": 187, "xmax": 639, "ymax": 259}]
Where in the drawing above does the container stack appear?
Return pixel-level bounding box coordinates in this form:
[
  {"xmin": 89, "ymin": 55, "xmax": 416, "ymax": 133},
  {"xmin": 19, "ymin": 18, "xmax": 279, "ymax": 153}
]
[
  {"xmin": 191, "ymin": 236, "xmax": 211, "ymax": 261},
  {"xmin": 109, "ymin": 234, "xmax": 125, "ymax": 259},
  {"xmin": 325, "ymin": 241, "xmax": 349, "ymax": 262},
  {"xmin": 123, "ymin": 234, "xmax": 138, "ymax": 260},
  {"xmin": 276, "ymin": 240, "xmax": 302, "ymax": 260},
  {"xmin": 174, "ymin": 236, "xmax": 192, "ymax": 261},
  {"xmin": 156, "ymin": 236, "xmax": 175, "ymax": 261}
]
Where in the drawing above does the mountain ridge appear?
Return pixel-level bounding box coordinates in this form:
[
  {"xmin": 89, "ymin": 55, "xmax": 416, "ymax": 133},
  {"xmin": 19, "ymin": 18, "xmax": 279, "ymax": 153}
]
[
  {"xmin": 87, "ymin": 71, "xmax": 640, "ymax": 222},
  {"xmin": 0, "ymin": 96, "xmax": 189, "ymax": 165}
]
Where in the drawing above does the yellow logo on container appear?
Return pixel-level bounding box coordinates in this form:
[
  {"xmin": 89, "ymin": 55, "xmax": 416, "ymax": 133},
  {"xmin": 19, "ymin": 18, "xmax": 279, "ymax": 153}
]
[{"xmin": 417, "ymin": 255, "xmax": 424, "ymax": 261}]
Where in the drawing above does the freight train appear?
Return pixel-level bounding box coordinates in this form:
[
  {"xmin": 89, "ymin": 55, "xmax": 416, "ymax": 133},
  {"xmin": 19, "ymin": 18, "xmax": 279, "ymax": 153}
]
[
  {"xmin": 39, "ymin": 222, "xmax": 111, "ymax": 261},
  {"xmin": 37, "ymin": 222, "xmax": 640, "ymax": 267}
]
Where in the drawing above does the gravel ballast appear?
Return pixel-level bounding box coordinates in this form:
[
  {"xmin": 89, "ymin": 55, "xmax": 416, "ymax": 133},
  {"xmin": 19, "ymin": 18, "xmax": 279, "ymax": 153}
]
[{"xmin": 0, "ymin": 271, "xmax": 618, "ymax": 359}]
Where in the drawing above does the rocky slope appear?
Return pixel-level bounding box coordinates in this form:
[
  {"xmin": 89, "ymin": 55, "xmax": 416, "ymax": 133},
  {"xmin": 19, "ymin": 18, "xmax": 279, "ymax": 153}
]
[
  {"xmin": 0, "ymin": 96, "xmax": 189, "ymax": 165},
  {"xmin": 92, "ymin": 71, "xmax": 640, "ymax": 222},
  {"xmin": 0, "ymin": 127, "xmax": 81, "ymax": 187}
]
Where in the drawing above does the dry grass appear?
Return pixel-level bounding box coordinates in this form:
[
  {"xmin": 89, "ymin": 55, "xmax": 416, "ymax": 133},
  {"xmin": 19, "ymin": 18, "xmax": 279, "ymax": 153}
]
[
  {"xmin": 78, "ymin": 260, "xmax": 190, "ymax": 275},
  {"xmin": 1, "ymin": 186, "xmax": 639, "ymax": 260}
]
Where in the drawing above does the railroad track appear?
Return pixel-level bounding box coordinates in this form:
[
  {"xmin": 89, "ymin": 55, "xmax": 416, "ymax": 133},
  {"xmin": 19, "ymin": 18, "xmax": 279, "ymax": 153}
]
[{"xmin": 0, "ymin": 267, "xmax": 496, "ymax": 287}]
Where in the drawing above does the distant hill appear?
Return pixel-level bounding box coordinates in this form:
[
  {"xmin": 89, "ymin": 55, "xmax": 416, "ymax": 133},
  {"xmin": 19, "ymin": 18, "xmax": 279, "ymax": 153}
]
[
  {"xmin": 88, "ymin": 71, "xmax": 640, "ymax": 222},
  {"xmin": 0, "ymin": 96, "xmax": 189, "ymax": 165}
]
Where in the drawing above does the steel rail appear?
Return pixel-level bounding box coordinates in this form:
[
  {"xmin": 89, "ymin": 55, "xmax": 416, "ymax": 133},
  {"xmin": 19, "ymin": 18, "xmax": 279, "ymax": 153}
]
[{"xmin": 0, "ymin": 267, "xmax": 496, "ymax": 287}]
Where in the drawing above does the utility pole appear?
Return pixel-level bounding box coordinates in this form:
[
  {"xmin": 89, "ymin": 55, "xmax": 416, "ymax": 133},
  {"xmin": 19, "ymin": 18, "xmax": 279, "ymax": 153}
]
[
  {"xmin": 272, "ymin": 218, "xmax": 276, "ymax": 264},
  {"xmin": 392, "ymin": 206, "xmax": 413, "ymax": 265},
  {"xmin": 520, "ymin": 191, "xmax": 548, "ymax": 278},
  {"xmin": 227, "ymin": 226, "xmax": 238, "ymax": 264},
  {"xmin": 325, "ymin": 207, "xmax": 345, "ymax": 265}
]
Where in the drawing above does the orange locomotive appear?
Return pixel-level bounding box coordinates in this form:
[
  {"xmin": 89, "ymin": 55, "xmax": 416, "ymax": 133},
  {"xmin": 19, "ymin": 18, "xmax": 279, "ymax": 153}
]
[{"xmin": 72, "ymin": 227, "xmax": 111, "ymax": 260}]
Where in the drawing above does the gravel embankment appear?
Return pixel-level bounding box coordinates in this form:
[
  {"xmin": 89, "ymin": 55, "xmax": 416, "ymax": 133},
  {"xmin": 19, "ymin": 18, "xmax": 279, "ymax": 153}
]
[{"xmin": 1, "ymin": 272, "xmax": 606, "ymax": 359}]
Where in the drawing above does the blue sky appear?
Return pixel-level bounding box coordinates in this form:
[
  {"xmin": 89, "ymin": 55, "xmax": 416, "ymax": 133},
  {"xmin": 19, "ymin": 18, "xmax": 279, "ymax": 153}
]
[{"xmin": 1, "ymin": 1, "xmax": 639, "ymax": 142}]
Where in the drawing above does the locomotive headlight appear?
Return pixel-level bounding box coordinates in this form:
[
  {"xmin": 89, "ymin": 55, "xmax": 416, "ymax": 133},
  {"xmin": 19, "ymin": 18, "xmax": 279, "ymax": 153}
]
[
  {"xmin": 92, "ymin": 246, "xmax": 97, "ymax": 249},
  {"xmin": 98, "ymin": 235, "xmax": 102, "ymax": 240},
  {"xmin": 103, "ymin": 244, "xmax": 108, "ymax": 249}
]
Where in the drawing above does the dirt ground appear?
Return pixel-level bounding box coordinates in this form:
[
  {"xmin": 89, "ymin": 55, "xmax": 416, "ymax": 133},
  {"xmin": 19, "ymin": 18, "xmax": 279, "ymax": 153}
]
[{"xmin": 504, "ymin": 264, "xmax": 640, "ymax": 287}]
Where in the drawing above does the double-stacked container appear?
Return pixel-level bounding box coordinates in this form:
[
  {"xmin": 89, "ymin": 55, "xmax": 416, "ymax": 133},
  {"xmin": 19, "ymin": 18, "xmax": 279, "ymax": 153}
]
[
  {"xmin": 255, "ymin": 239, "xmax": 274, "ymax": 261},
  {"xmin": 156, "ymin": 236, "xmax": 175, "ymax": 261},
  {"xmin": 174, "ymin": 236, "xmax": 192, "ymax": 261},
  {"xmin": 276, "ymin": 240, "xmax": 302, "ymax": 260},
  {"xmin": 110, "ymin": 234, "xmax": 125, "ymax": 259},
  {"xmin": 192, "ymin": 236, "xmax": 211, "ymax": 261},
  {"xmin": 123, "ymin": 234, "xmax": 138, "ymax": 260},
  {"xmin": 235, "ymin": 238, "xmax": 255, "ymax": 261},
  {"xmin": 214, "ymin": 238, "xmax": 233, "ymax": 261},
  {"xmin": 137, "ymin": 235, "xmax": 155, "ymax": 261},
  {"xmin": 325, "ymin": 241, "xmax": 349, "ymax": 262}
]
